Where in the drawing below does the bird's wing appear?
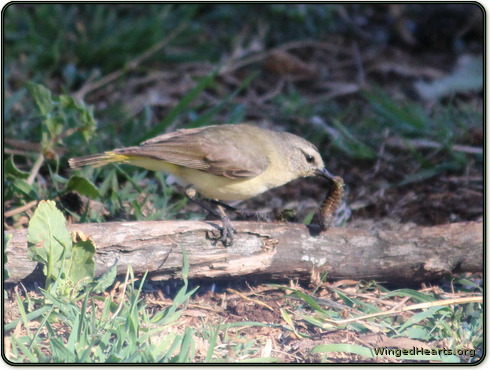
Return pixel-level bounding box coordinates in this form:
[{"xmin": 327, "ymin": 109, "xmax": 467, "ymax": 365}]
[{"xmin": 116, "ymin": 125, "xmax": 270, "ymax": 179}]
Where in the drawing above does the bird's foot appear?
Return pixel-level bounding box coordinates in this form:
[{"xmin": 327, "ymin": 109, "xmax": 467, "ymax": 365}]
[
  {"xmin": 182, "ymin": 192, "xmax": 239, "ymax": 246},
  {"xmin": 220, "ymin": 216, "xmax": 237, "ymax": 246},
  {"xmin": 208, "ymin": 215, "xmax": 236, "ymax": 246}
]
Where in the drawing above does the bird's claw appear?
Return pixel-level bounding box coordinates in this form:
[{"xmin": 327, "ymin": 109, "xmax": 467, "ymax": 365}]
[
  {"xmin": 207, "ymin": 217, "xmax": 236, "ymax": 246},
  {"xmin": 220, "ymin": 216, "xmax": 236, "ymax": 246}
]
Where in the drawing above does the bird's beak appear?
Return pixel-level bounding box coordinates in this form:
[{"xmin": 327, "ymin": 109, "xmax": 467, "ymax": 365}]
[{"xmin": 316, "ymin": 167, "xmax": 335, "ymax": 179}]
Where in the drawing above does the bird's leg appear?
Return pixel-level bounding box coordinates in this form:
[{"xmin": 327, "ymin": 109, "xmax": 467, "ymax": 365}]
[
  {"xmin": 183, "ymin": 187, "xmax": 236, "ymax": 246},
  {"xmin": 214, "ymin": 204, "xmax": 236, "ymax": 246},
  {"xmin": 208, "ymin": 199, "xmax": 272, "ymax": 222}
]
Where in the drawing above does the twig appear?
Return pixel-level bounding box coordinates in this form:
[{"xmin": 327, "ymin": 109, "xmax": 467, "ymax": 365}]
[
  {"xmin": 74, "ymin": 22, "xmax": 188, "ymax": 100},
  {"xmin": 227, "ymin": 288, "xmax": 275, "ymax": 312},
  {"xmin": 309, "ymin": 84, "xmax": 360, "ymax": 101},
  {"xmin": 3, "ymin": 148, "xmax": 36, "ymax": 157},
  {"xmin": 385, "ymin": 137, "xmax": 482, "ymax": 155},
  {"xmin": 4, "ymin": 200, "xmax": 38, "ymax": 218},
  {"xmin": 275, "ymin": 39, "xmax": 354, "ymax": 55},
  {"xmin": 5, "ymin": 138, "xmax": 42, "ymax": 152},
  {"xmin": 5, "ymin": 138, "xmax": 67, "ymax": 157},
  {"xmin": 110, "ymin": 267, "xmax": 131, "ymax": 320},
  {"xmin": 321, "ymin": 296, "xmax": 482, "ymax": 327},
  {"xmin": 219, "ymin": 50, "xmax": 273, "ymax": 75},
  {"xmin": 219, "ymin": 39, "xmax": 347, "ymax": 76},
  {"xmin": 352, "ymin": 41, "xmax": 365, "ymax": 87},
  {"xmin": 26, "ymin": 154, "xmax": 44, "ymax": 186},
  {"xmin": 372, "ymin": 128, "xmax": 390, "ymax": 177}
]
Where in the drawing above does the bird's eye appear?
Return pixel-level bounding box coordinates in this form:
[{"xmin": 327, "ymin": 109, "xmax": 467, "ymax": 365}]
[{"xmin": 305, "ymin": 154, "xmax": 315, "ymax": 163}]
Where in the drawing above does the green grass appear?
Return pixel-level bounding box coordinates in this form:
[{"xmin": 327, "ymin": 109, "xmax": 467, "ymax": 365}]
[
  {"xmin": 269, "ymin": 281, "xmax": 482, "ymax": 363},
  {"xmin": 6, "ymin": 267, "xmax": 200, "ymax": 363}
]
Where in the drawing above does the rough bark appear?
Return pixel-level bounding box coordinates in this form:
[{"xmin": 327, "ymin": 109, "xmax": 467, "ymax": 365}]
[{"xmin": 4, "ymin": 220, "xmax": 482, "ymax": 284}]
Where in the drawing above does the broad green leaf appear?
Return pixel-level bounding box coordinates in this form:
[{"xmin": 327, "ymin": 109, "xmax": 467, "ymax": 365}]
[
  {"xmin": 51, "ymin": 173, "xmax": 69, "ymax": 184},
  {"xmin": 68, "ymin": 238, "xmax": 96, "ymax": 285},
  {"xmin": 11, "ymin": 178, "xmax": 38, "ymax": 199},
  {"xmin": 27, "ymin": 82, "xmax": 55, "ymax": 116},
  {"xmin": 4, "ymin": 157, "xmax": 30, "ymax": 179},
  {"xmin": 4, "ymin": 233, "xmax": 12, "ymax": 280},
  {"xmin": 59, "ymin": 94, "xmax": 97, "ymax": 141},
  {"xmin": 66, "ymin": 175, "xmax": 99, "ymax": 199},
  {"xmin": 27, "ymin": 200, "xmax": 72, "ymax": 279},
  {"xmin": 93, "ymin": 259, "xmax": 118, "ymax": 294}
]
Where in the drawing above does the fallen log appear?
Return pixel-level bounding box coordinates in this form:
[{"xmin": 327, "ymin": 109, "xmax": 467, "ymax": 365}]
[{"xmin": 5, "ymin": 220, "xmax": 482, "ymax": 284}]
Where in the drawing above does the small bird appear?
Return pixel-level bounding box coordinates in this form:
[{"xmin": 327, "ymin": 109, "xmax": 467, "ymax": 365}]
[{"xmin": 69, "ymin": 124, "xmax": 334, "ymax": 245}]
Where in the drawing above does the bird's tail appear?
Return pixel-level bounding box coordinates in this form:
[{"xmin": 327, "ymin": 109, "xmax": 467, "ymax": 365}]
[{"xmin": 68, "ymin": 151, "xmax": 129, "ymax": 169}]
